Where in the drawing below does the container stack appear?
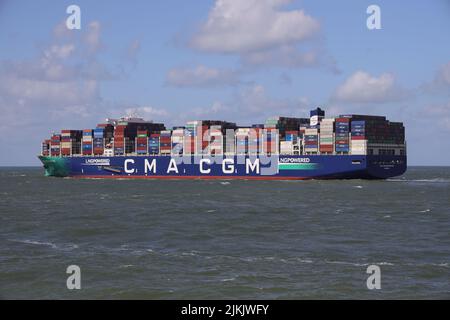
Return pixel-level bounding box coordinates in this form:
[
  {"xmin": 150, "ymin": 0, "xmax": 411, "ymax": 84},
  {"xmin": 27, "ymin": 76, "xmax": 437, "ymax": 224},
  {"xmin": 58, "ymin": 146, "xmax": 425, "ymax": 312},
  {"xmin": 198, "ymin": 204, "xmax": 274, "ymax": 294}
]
[
  {"xmin": 351, "ymin": 120, "xmax": 365, "ymax": 140},
  {"xmin": 281, "ymin": 130, "xmax": 299, "ymax": 155},
  {"xmin": 285, "ymin": 130, "xmax": 299, "ymax": 142},
  {"xmin": 236, "ymin": 128, "xmax": 250, "ymax": 155},
  {"xmin": 351, "ymin": 120, "xmax": 367, "ymax": 155},
  {"xmin": 304, "ymin": 128, "xmax": 319, "ymax": 154},
  {"xmin": 335, "ymin": 118, "xmax": 350, "ymax": 153},
  {"xmin": 387, "ymin": 122, "xmax": 405, "ymax": 144},
  {"xmin": 50, "ymin": 135, "xmax": 61, "ymax": 156},
  {"xmin": 114, "ymin": 125, "xmax": 126, "ymax": 155},
  {"xmin": 149, "ymin": 134, "xmax": 160, "ymax": 155},
  {"xmin": 262, "ymin": 129, "xmax": 278, "ymax": 154},
  {"xmin": 199, "ymin": 125, "xmax": 209, "ymax": 155},
  {"xmin": 208, "ymin": 125, "xmax": 223, "ymax": 155},
  {"xmin": 82, "ymin": 129, "xmax": 93, "ymax": 156},
  {"xmin": 93, "ymin": 128, "xmax": 104, "ymax": 155},
  {"xmin": 136, "ymin": 130, "xmax": 148, "ymax": 155},
  {"xmin": 97, "ymin": 123, "xmax": 114, "ymax": 147},
  {"xmin": 247, "ymin": 128, "xmax": 261, "ymax": 155},
  {"xmin": 351, "ymin": 139, "xmax": 367, "ymax": 155},
  {"xmin": 184, "ymin": 121, "xmax": 197, "ymax": 155},
  {"xmin": 171, "ymin": 128, "xmax": 184, "ymax": 155},
  {"xmin": 41, "ymin": 139, "xmax": 50, "ymax": 156},
  {"xmin": 60, "ymin": 130, "xmax": 72, "ymax": 156},
  {"xmin": 280, "ymin": 141, "xmax": 293, "ymax": 155},
  {"xmin": 319, "ymin": 118, "xmax": 334, "ymax": 154},
  {"xmin": 160, "ymin": 130, "xmax": 171, "ymax": 155},
  {"xmin": 265, "ymin": 116, "xmax": 308, "ymax": 137},
  {"xmin": 224, "ymin": 130, "xmax": 236, "ymax": 155},
  {"xmin": 60, "ymin": 130, "xmax": 81, "ymax": 156}
]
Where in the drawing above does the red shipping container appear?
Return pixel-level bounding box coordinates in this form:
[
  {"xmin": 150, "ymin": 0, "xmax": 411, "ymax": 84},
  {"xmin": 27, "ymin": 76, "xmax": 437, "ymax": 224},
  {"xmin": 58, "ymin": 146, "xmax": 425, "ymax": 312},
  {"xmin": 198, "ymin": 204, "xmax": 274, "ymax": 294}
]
[{"xmin": 351, "ymin": 136, "xmax": 366, "ymax": 140}]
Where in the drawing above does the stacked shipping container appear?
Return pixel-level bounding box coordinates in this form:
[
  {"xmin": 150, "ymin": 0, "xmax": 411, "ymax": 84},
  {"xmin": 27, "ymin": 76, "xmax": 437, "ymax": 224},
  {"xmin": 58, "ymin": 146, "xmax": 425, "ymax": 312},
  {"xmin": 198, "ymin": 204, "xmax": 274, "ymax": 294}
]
[
  {"xmin": 160, "ymin": 130, "xmax": 171, "ymax": 155},
  {"xmin": 93, "ymin": 128, "xmax": 104, "ymax": 155},
  {"xmin": 319, "ymin": 119, "xmax": 334, "ymax": 154},
  {"xmin": 41, "ymin": 139, "xmax": 50, "ymax": 156},
  {"xmin": 50, "ymin": 135, "xmax": 61, "ymax": 156},
  {"xmin": 304, "ymin": 128, "xmax": 319, "ymax": 154},
  {"xmin": 149, "ymin": 134, "xmax": 160, "ymax": 155},
  {"xmin": 114, "ymin": 125, "xmax": 126, "ymax": 155},
  {"xmin": 171, "ymin": 128, "xmax": 184, "ymax": 155},
  {"xmin": 335, "ymin": 118, "xmax": 350, "ymax": 153},
  {"xmin": 136, "ymin": 130, "xmax": 148, "ymax": 155},
  {"xmin": 82, "ymin": 129, "xmax": 93, "ymax": 156},
  {"xmin": 41, "ymin": 110, "xmax": 406, "ymax": 158}
]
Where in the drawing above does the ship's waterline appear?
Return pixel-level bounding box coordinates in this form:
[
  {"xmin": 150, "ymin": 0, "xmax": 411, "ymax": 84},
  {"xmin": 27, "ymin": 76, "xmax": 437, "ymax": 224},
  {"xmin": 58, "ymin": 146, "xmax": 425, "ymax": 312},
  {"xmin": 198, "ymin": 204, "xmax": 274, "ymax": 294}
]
[{"xmin": 1, "ymin": 166, "xmax": 449, "ymax": 299}]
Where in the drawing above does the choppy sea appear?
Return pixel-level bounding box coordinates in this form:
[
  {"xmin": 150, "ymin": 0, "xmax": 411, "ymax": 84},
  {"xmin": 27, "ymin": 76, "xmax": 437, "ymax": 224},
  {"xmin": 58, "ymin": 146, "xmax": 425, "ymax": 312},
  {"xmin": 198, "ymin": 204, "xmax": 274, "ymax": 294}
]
[{"xmin": 0, "ymin": 166, "xmax": 449, "ymax": 299}]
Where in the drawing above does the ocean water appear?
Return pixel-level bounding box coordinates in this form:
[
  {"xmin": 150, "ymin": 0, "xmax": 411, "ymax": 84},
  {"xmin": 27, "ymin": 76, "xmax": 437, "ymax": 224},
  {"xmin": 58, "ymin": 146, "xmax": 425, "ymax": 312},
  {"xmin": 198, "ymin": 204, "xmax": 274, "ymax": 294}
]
[{"xmin": 0, "ymin": 166, "xmax": 449, "ymax": 299}]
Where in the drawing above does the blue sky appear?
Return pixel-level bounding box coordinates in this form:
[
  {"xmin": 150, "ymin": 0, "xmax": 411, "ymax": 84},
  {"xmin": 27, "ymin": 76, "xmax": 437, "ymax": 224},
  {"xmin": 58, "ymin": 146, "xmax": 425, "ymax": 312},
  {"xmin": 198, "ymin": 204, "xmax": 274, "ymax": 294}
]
[{"xmin": 0, "ymin": 0, "xmax": 449, "ymax": 166}]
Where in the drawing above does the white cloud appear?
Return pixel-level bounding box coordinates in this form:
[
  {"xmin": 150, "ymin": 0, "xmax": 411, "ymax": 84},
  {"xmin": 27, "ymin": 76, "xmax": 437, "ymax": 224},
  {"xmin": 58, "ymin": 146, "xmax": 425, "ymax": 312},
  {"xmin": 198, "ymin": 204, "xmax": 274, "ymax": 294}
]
[
  {"xmin": 332, "ymin": 71, "xmax": 407, "ymax": 103},
  {"xmin": 187, "ymin": 84, "xmax": 311, "ymax": 124},
  {"xmin": 242, "ymin": 46, "xmax": 319, "ymax": 67},
  {"xmin": 434, "ymin": 61, "xmax": 450, "ymax": 87},
  {"xmin": 0, "ymin": 20, "xmax": 113, "ymax": 140},
  {"xmin": 84, "ymin": 21, "xmax": 102, "ymax": 53},
  {"xmin": 184, "ymin": 0, "xmax": 335, "ymax": 79},
  {"xmin": 0, "ymin": 75, "xmax": 99, "ymax": 107},
  {"xmin": 421, "ymin": 101, "xmax": 450, "ymax": 131},
  {"xmin": 124, "ymin": 106, "xmax": 169, "ymax": 118},
  {"xmin": 423, "ymin": 61, "xmax": 450, "ymax": 93},
  {"xmin": 191, "ymin": 0, "xmax": 319, "ymax": 53},
  {"xmin": 166, "ymin": 65, "xmax": 239, "ymax": 87},
  {"xmin": 43, "ymin": 44, "xmax": 75, "ymax": 60}
]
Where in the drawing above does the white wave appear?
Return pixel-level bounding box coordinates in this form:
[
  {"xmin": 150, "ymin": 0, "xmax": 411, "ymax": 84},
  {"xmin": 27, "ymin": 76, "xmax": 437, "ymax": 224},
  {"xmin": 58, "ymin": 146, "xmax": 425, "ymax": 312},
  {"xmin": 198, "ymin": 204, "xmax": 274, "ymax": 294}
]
[
  {"xmin": 388, "ymin": 178, "xmax": 450, "ymax": 183},
  {"xmin": 419, "ymin": 209, "xmax": 431, "ymax": 213},
  {"xmin": 325, "ymin": 260, "xmax": 394, "ymax": 267},
  {"xmin": 296, "ymin": 258, "xmax": 313, "ymax": 264},
  {"xmin": 9, "ymin": 239, "xmax": 57, "ymax": 249},
  {"xmin": 220, "ymin": 181, "xmax": 231, "ymax": 185},
  {"xmin": 353, "ymin": 185, "xmax": 363, "ymax": 189},
  {"xmin": 221, "ymin": 277, "xmax": 236, "ymax": 282},
  {"xmin": 206, "ymin": 209, "xmax": 216, "ymax": 213}
]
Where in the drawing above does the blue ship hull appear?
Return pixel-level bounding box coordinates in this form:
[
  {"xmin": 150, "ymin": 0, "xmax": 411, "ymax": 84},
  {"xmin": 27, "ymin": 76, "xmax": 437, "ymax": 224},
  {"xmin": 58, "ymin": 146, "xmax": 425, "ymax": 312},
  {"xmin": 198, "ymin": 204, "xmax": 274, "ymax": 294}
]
[{"xmin": 38, "ymin": 155, "xmax": 407, "ymax": 179}]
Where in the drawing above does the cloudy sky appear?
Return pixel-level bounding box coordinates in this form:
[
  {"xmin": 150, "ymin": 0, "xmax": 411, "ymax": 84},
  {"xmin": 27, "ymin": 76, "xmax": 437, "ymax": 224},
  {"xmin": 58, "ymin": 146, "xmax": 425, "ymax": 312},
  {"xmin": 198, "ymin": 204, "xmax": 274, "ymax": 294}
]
[{"xmin": 0, "ymin": 0, "xmax": 449, "ymax": 165}]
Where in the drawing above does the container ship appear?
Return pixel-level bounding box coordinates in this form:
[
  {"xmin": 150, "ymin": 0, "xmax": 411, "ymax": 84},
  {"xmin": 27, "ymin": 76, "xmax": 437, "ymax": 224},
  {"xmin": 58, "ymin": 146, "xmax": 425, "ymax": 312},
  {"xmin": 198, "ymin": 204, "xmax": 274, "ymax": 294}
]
[{"xmin": 38, "ymin": 108, "xmax": 407, "ymax": 179}]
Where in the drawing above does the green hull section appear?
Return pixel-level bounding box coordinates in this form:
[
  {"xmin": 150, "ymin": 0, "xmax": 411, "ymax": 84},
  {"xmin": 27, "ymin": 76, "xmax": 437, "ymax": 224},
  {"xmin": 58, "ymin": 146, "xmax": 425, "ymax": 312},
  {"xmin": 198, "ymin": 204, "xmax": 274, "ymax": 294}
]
[{"xmin": 38, "ymin": 156, "xmax": 70, "ymax": 177}]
